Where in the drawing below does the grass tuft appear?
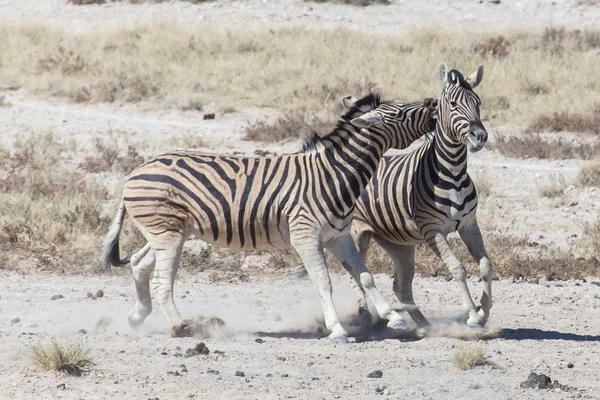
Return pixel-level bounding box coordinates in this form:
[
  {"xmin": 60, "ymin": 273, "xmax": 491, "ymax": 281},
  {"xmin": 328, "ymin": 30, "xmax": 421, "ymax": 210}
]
[
  {"xmin": 491, "ymin": 134, "xmax": 600, "ymax": 160},
  {"xmin": 538, "ymin": 174, "xmax": 567, "ymax": 198},
  {"xmin": 29, "ymin": 339, "xmax": 94, "ymax": 376},
  {"xmin": 577, "ymin": 162, "xmax": 600, "ymax": 187},
  {"xmin": 526, "ymin": 106, "xmax": 600, "ymax": 134},
  {"xmin": 243, "ymin": 113, "xmax": 333, "ymax": 143},
  {"xmin": 454, "ymin": 346, "xmax": 489, "ymax": 370}
]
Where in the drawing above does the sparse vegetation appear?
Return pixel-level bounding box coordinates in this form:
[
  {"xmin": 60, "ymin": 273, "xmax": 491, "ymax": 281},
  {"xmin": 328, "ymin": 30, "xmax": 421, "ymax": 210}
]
[
  {"xmin": 454, "ymin": 346, "xmax": 489, "ymax": 370},
  {"xmin": 472, "ymin": 171, "xmax": 493, "ymax": 202},
  {"xmin": 0, "ymin": 24, "xmax": 599, "ymax": 127},
  {"xmin": 577, "ymin": 162, "xmax": 600, "ymax": 187},
  {"xmin": 491, "ymin": 133, "xmax": 600, "ymax": 160},
  {"xmin": 243, "ymin": 114, "xmax": 332, "ymax": 143},
  {"xmin": 29, "ymin": 338, "xmax": 94, "ymax": 376},
  {"xmin": 538, "ymin": 174, "xmax": 567, "ymax": 198},
  {"xmin": 304, "ymin": 0, "xmax": 390, "ymax": 5},
  {"xmin": 79, "ymin": 138, "xmax": 145, "ymax": 174},
  {"xmin": 526, "ymin": 106, "xmax": 600, "ymax": 134}
]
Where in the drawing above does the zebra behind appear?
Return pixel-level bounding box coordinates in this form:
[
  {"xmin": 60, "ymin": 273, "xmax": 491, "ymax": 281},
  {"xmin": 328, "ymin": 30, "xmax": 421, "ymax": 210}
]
[
  {"xmin": 101, "ymin": 93, "xmax": 437, "ymax": 343},
  {"xmin": 351, "ymin": 63, "xmax": 492, "ymax": 330}
]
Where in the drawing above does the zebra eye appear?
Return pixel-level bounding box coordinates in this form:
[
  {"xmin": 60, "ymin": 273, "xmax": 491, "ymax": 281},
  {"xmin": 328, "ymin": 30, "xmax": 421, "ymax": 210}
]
[{"xmin": 450, "ymin": 101, "xmax": 459, "ymax": 109}]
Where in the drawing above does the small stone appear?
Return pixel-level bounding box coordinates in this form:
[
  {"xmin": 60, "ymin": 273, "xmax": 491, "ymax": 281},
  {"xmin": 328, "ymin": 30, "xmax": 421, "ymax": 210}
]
[
  {"xmin": 235, "ymin": 371, "xmax": 245, "ymax": 377},
  {"xmin": 207, "ymin": 369, "xmax": 219, "ymax": 375},
  {"xmin": 375, "ymin": 385, "xmax": 386, "ymax": 394},
  {"xmin": 367, "ymin": 370, "xmax": 383, "ymax": 378},
  {"xmin": 255, "ymin": 338, "xmax": 265, "ymax": 344},
  {"xmin": 77, "ymin": 329, "xmax": 87, "ymax": 335},
  {"xmin": 87, "ymin": 292, "xmax": 94, "ymax": 298},
  {"xmin": 10, "ymin": 317, "xmax": 20, "ymax": 324},
  {"xmin": 51, "ymin": 295, "xmax": 64, "ymax": 300},
  {"xmin": 266, "ymin": 373, "xmax": 273, "ymax": 378},
  {"xmin": 161, "ymin": 352, "xmax": 168, "ymax": 356},
  {"xmin": 57, "ymin": 383, "xmax": 66, "ymax": 390},
  {"xmin": 520, "ymin": 372, "xmax": 551, "ymax": 389},
  {"xmin": 277, "ymin": 356, "xmax": 286, "ymax": 361},
  {"xmin": 214, "ymin": 350, "xmax": 225, "ymax": 355},
  {"xmin": 203, "ymin": 113, "xmax": 215, "ymax": 120},
  {"xmin": 181, "ymin": 368, "xmax": 188, "ymax": 373},
  {"xmin": 95, "ymin": 290, "xmax": 104, "ymax": 298},
  {"xmin": 281, "ymin": 373, "xmax": 289, "ymax": 378},
  {"xmin": 180, "ymin": 364, "xmax": 186, "ymax": 368},
  {"xmin": 185, "ymin": 342, "xmax": 210, "ymax": 357},
  {"xmin": 312, "ymin": 377, "xmax": 319, "ymax": 381},
  {"xmin": 567, "ymin": 362, "xmax": 574, "ymax": 368}
]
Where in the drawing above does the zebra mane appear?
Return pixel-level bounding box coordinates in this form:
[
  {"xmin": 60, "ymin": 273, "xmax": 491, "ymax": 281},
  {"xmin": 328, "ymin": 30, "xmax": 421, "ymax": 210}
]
[
  {"xmin": 448, "ymin": 69, "xmax": 475, "ymax": 91},
  {"xmin": 299, "ymin": 93, "xmax": 381, "ymax": 154}
]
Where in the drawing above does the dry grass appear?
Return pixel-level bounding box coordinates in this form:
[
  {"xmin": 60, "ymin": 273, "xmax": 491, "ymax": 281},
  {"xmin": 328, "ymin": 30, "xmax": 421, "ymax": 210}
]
[
  {"xmin": 243, "ymin": 113, "xmax": 333, "ymax": 143},
  {"xmin": 0, "ymin": 133, "xmax": 143, "ymax": 273},
  {"xmin": 0, "ymin": 95, "xmax": 12, "ymax": 107},
  {"xmin": 577, "ymin": 162, "xmax": 600, "ymax": 187},
  {"xmin": 454, "ymin": 346, "xmax": 489, "ymax": 370},
  {"xmin": 471, "ymin": 171, "xmax": 493, "ymax": 202},
  {"xmin": 491, "ymin": 134, "xmax": 600, "ymax": 160},
  {"xmin": 526, "ymin": 105, "xmax": 600, "ymax": 134},
  {"xmin": 79, "ymin": 138, "xmax": 145, "ymax": 174},
  {"xmin": 538, "ymin": 174, "xmax": 567, "ymax": 198},
  {"xmin": 29, "ymin": 339, "xmax": 94, "ymax": 376},
  {"xmin": 0, "ymin": 24, "xmax": 599, "ymax": 127}
]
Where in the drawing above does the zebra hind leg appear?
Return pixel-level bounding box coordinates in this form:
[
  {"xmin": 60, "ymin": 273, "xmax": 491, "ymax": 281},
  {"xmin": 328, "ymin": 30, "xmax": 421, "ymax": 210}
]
[
  {"xmin": 291, "ymin": 234, "xmax": 349, "ymax": 344},
  {"xmin": 148, "ymin": 232, "xmax": 188, "ymax": 337},
  {"xmin": 326, "ymin": 234, "xmax": 408, "ymax": 331},
  {"xmin": 375, "ymin": 239, "xmax": 430, "ymax": 332},
  {"xmin": 350, "ymin": 229, "xmax": 374, "ymax": 340},
  {"xmin": 128, "ymin": 243, "xmax": 156, "ymax": 328}
]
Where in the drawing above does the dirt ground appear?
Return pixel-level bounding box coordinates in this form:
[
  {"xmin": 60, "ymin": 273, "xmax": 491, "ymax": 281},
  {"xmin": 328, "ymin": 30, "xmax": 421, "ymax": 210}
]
[{"xmin": 1, "ymin": 0, "xmax": 600, "ymax": 399}]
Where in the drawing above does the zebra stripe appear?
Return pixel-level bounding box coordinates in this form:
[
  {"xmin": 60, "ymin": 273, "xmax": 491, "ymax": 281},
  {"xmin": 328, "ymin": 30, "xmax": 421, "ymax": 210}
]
[
  {"xmin": 351, "ymin": 63, "xmax": 494, "ymax": 331},
  {"xmin": 100, "ymin": 93, "xmax": 437, "ymax": 342}
]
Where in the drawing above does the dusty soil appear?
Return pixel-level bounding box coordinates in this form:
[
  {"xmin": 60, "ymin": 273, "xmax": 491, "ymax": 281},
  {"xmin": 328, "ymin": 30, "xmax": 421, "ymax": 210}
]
[
  {"xmin": 1, "ymin": 1, "xmax": 600, "ymax": 399},
  {"xmin": 2, "ymin": 271, "xmax": 600, "ymax": 399}
]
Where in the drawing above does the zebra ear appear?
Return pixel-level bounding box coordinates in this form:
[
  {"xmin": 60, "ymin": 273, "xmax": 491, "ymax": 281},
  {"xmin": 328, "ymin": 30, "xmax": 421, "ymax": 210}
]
[
  {"xmin": 466, "ymin": 65, "xmax": 484, "ymax": 89},
  {"xmin": 438, "ymin": 62, "xmax": 450, "ymax": 87},
  {"xmin": 350, "ymin": 110, "xmax": 383, "ymax": 128},
  {"xmin": 342, "ymin": 95, "xmax": 358, "ymax": 110}
]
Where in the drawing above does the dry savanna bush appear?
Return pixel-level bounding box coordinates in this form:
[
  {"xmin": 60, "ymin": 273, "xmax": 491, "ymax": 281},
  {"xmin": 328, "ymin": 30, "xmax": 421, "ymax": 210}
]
[
  {"xmin": 243, "ymin": 113, "xmax": 333, "ymax": 143},
  {"xmin": 0, "ymin": 134, "xmax": 144, "ymax": 273},
  {"xmin": 0, "ymin": 24, "xmax": 599, "ymax": 127},
  {"xmin": 490, "ymin": 133, "xmax": 600, "ymax": 160}
]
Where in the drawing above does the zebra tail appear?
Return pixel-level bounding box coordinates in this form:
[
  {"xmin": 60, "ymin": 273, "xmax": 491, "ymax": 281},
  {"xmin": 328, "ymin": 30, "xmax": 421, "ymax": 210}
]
[{"xmin": 100, "ymin": 200, "xmax": 130, "ymax": 268}]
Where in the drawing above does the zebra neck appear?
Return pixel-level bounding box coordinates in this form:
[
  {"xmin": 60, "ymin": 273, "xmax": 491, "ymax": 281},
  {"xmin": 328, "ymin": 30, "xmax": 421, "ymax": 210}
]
[
  {"xmin": 431, "ymin": 126, "xmax": 468, "ymax": 179},
  {"xmin": 321, "ymin": 125, "xmax": 389, "ymax": 203}
]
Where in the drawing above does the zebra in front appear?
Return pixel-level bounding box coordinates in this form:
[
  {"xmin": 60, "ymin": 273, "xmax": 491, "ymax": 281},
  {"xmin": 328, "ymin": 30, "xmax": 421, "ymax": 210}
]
[
  {"xmin": 101, "ymin": 93, "xmax": 437, "ymax": 343},
  {"xmin": 350, "ymin": 63, "xmax": 492, "ymax": 331}
]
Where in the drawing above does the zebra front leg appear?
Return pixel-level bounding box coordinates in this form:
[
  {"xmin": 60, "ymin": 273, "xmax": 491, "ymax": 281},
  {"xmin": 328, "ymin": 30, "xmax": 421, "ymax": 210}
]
[
  {"xmin": 427, "ymin": 232, "xmax": 483, "ymax": 327},
  {"xmin": 326, "ymin": 234, "xmax": 408, "ymax": 331},
  {"xmin": 148, "ymin": 232, "xmax": 187, "ymax": 337},
  {"xmin": 375, "ymin": 239, "xmax": 430, "ymax": 328},
  {"xmin": 291, "ymin": 234, "xmax": 349, "ymax": 344},
  {"xmin": 128, "ymin": 243, "xmax": 156, "ymax": 328},
  {"xmin": 458, "ymin": 218, "xmax": 493, "ymax": 325}
]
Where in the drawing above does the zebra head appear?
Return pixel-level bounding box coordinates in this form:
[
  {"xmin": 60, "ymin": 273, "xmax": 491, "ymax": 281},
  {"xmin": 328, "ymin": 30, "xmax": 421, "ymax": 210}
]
[
  {"xmin": 437, "ymin": 62, "xmax": 488, "ymax": 153},
  {"xmin": 341, "ymin": 93, "xmax": 437, "ymax": 149}
]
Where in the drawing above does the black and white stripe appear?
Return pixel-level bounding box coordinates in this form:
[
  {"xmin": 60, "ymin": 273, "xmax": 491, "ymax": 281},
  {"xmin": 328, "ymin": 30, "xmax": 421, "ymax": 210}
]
[
  {"xmin": 351, "ymin": 64, "xmax": 493, "ymax": 330},
  {"xmin": 100, "ymin": 93, "xmax": 436, "ymax": 342}
]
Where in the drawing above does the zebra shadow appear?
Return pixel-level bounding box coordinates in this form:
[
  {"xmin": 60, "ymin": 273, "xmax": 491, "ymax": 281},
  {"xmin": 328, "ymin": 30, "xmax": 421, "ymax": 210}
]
[{"xmin": 501, "ymin": 328, "xmax": 600, "ymax": 342}]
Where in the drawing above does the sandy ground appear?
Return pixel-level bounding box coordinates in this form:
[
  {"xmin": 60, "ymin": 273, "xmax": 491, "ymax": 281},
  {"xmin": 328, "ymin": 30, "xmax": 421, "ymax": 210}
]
[
  {"xmin": 2, "ymin": 270, "xmax": 600, "ymax": 400},
  {"xmin": 2, "ymin": 1, "xmax": 600, "ymax": 399}
]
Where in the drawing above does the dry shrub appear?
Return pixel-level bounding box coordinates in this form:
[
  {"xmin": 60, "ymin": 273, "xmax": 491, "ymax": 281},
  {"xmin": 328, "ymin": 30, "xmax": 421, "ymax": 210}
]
[
  {"xmin": 1, "ymin": 24, "xmax": 599, "ymax": 128},
  {"xmin": 491, "ymin": 133, "xmax": 600, "ymax": 160},
  {"xmin": 454, "ymin": 346, "xmax": 489, "ymax": 370},
  {"xmin": 577, "ymin": 162, "xmax": 600, "ymax": 187},
  {"xmin": 582, "ymin": 220, "xmax": 600, "ymax": 258},
  {"xmin": 243, "ymin": 113, "xmax": 333, "ymax": 143},
  {"xmin": 0, "ymin": 134, "xmax": 112, "ymax": 272},
  {"xmin": 29, "ymin": 339, "xmax": 94, "ymax": 376},
  {"xmin": 540, "ymin": 26, "xmax": 600, "ymax": 55},
  {"xmin": 538, "ymin": 174, "xmax": 567, "ymax": 198},
  {"xmin": 473, "ymin": 35, "xmax": 510, "ymax": 57},
  {"xmin": 472, "ymin": 171, "xmax": 493, "ymax": 202},
  {"xmin": 166, "ymin": 133, "xmax": 207, "ymax": 150},
  {"xmin": 79, "ymin": 138, "xmax": 145, "ymax": 174},
  {"xmin": 526, "ymin": 106, "xmax": 600, "ymax": 134},
  {"xmin": 304, "ymin": 0, "xmax": 390, "ymax": 5}
]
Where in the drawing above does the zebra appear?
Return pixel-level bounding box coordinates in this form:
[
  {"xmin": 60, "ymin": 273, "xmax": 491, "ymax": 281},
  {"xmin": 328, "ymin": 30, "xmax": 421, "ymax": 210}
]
[
  {"xmin": 100, "ymin": 93, "xmax": 437, "ymax": 343},
  {"xmin": 349, "ymin": 63, "xmax": 492, "ymax": 332}
]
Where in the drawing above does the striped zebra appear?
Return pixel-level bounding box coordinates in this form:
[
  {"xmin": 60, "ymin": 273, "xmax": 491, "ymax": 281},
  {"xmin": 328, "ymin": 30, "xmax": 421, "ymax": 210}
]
[
  {"xmin": 350, "ymin": 63, "xmax": 492, "ymax": 331},
  {"xmin": 100, "ymin": 93, "xmax": 437, "ymax": 343}
]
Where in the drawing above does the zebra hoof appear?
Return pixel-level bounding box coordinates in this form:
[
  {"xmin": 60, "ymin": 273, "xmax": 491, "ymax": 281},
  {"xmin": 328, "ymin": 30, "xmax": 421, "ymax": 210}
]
[
  {"xmin": 328, "ymin": 334, "xmax": 349, "ymax": 344},
  {"xmin": 387, "ymin": 319, "xmax": 409, "ymax": 330},
  {"xmin": 466, "ymin": 322, "xmax": 485, "ymax": 330}
]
